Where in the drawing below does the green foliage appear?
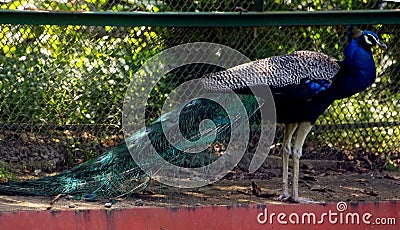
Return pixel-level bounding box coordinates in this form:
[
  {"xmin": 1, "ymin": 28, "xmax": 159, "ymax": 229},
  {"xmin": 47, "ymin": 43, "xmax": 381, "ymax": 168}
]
[
  {"xmin": 162, "ymin": 0, "xmax": 390, "ymax": 12},
  {"xmin": 0, "ymin": 161, "xmax": 16, "ymax": 182},
  {"xmin": 0, "ymin": 0, "xmax": 161, "ymax": 12},
  {"xmin": 0, "ymin": 0, "xmax": 399, "ymax": 171},
  {"xmin": 0, "ymin": 25, "xmax": 161, "ymax": 125}
]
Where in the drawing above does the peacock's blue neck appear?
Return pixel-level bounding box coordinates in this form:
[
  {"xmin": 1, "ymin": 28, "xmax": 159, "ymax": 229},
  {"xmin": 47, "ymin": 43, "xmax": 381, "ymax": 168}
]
[{"xmin": 330, "ymin": 40, "xmax": 376, "ymax": 99}]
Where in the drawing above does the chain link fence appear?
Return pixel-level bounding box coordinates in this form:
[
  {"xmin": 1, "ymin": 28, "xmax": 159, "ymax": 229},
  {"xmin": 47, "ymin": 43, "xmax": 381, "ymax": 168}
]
[{"xmin": 0, "ymin": 0, "xmax": 399, "ymax": 177}]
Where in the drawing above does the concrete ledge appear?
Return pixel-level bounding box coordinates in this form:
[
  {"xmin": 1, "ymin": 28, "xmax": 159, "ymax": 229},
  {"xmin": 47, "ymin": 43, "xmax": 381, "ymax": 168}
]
[{"xmin": 0, "ymin": 201, "xmax": 398, "ymax": 229}]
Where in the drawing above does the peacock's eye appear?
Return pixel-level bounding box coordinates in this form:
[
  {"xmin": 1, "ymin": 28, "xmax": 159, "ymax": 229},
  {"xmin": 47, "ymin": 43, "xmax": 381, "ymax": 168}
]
[{"xmin": 364, "ymin": 34, "xmax": 379, "ymax": 46}]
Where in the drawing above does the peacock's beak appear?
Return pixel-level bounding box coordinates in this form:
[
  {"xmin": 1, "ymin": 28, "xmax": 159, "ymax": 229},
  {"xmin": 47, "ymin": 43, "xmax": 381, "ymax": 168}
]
[{"xmin": 377, "ymin": 40, "xmax": 387, "ymax": 49}]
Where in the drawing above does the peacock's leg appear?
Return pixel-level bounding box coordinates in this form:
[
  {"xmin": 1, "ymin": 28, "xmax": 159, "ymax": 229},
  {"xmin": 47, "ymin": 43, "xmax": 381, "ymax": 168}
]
[
  {"xmin": 276, "ymin": 123, "xmax": 298, "ymax": 201},
  {"xmin": 290, "ymin": 121, "xmax": 313, "ymax": 203}
]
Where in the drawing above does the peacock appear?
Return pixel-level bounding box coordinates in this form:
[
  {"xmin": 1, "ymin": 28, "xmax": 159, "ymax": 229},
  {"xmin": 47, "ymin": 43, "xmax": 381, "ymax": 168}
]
[
  {"xmin": 0, "ymin": 26, "xmax": 386, "ymax": 203},
  {"xmin": 203, "ymin": 26, "xmax": 386, "ymax": 203}
]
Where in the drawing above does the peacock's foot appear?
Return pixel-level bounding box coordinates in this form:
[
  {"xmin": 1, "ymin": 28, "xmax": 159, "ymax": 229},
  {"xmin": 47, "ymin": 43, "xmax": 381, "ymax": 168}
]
[
  {"xmin": 275, "ymin": 192, "xmax": 290, "ymax": 201},
  {"xmin": 286, "ymin": 196, "xmax": 324, "ymax": 204}
]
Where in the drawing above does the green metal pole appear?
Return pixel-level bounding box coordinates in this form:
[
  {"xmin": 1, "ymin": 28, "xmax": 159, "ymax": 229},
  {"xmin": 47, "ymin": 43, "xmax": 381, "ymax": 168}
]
[{"xmin": 0, "ymin": 10, "xmax": 400, "ymax": 26}]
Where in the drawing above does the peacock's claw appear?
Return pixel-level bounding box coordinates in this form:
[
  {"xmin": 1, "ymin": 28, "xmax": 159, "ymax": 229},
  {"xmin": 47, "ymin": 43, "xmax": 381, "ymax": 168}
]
[{"xmin": 275, "ymin": 193, "xmax": 290, "ymax": 202}]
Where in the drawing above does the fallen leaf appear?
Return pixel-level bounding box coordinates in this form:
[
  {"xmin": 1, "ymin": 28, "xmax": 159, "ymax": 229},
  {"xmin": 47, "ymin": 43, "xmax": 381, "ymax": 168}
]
[
  {"xmin": 237, "ymin": 190, "xmax": 251, "ymax": 195},
  {"xmin": 301, "ymin": 175, "xmax": 317, "ymax": 181},
  {"xmin": 318, "ymin": 172, "xmax": 328, "ymax": 177},
  {"xmin": 303, "ymin": 169, "xmax": 317, "ymax": 175},
  {"xmin": 251, "ymin": 181, "xmax": 262, "ymax": 196},
  {"xmin": 384, "ymin": 173, "xmax": 400, "ymax": 180},
  {"xmin": 356, "ymin": 178, "xmax": 368, "ymax": 183},
  {"xmin": 310, "ymin": 185, "xmax": 326, "ymax": 192},
  {"xmin": 363, "ymin": 190, "xmax": 379, "ymax": 196}
]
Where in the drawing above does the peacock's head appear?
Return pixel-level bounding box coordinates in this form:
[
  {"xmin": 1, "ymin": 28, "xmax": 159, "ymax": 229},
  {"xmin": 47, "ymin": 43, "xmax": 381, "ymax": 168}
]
[
  {"xmin": 349, "ymin": 26, "xmax": 387, "ymax": 50},
  {"xmin": 361, "ymin": 31, "xmax": 387, "ymax": 49}
]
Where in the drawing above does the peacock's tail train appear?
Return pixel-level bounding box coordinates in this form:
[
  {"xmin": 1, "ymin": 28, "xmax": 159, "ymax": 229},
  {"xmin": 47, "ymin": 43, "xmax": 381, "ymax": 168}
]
[{"xmin": 0, "ymin": 94, "xmax": 264, "ymax": 200}]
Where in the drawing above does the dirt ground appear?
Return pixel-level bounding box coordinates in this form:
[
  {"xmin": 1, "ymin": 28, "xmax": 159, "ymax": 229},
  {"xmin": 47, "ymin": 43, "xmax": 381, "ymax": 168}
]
[{"xmin": 1, "ymin": 161, "xmax": 399, "ymax": 212}]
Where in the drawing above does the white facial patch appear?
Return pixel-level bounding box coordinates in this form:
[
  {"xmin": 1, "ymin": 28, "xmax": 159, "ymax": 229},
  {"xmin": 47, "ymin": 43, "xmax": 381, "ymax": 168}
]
[
  {"xmin": 364, "ymin": 35, "xmax": 373, "ymax": 45},
  {"xmin": 364, "ymin": 34, "xmax": 379, "ymax": 45}
]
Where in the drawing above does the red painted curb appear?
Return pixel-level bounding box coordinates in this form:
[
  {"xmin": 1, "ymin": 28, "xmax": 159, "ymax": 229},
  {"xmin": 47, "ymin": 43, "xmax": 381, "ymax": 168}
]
[{"xmin": 0, "ymin": 201, "xmax": 398, "ymax": 230}]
